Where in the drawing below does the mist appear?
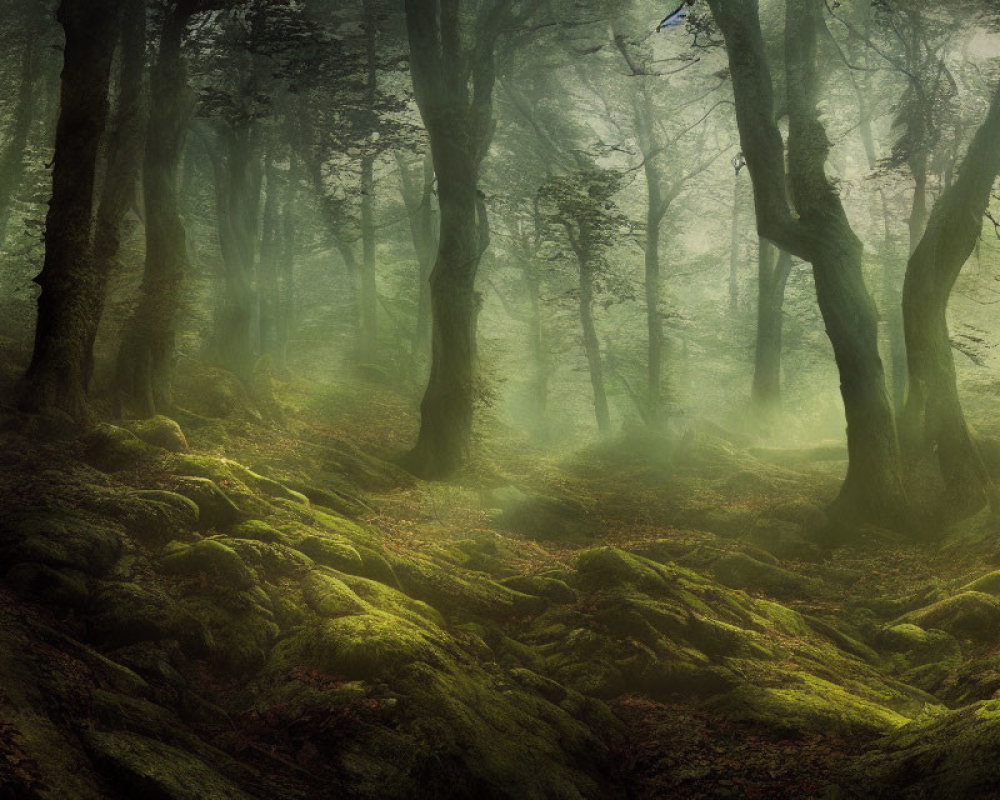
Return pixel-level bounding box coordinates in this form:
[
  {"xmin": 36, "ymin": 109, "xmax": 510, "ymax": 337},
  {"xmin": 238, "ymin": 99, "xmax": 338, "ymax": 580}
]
[{"xmin": 1, "ymin": 1, "xmax": 1000, "ymax": 798}]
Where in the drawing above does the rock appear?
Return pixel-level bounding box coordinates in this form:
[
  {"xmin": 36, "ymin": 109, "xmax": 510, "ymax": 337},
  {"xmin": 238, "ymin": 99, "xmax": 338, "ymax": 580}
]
[
  {"xmin": 127, "ymin": 416, "xmax": 189, "ymax": 453},
  {"xmin": 501, "ymin": 574, "xmax": 577, "ymax": 605},
  {"xmin": 126, "ymin": 490, "xmax": 200, "ymax": 545},
  {"xmin": 87, "ymin": 582, "xmax": 178, "ymax": 648},
  {"xmin": 4, "ymin": 562, "xmax": 90, "ymax": 606},
  {"xmin": 509, "ymin": 667, "xmax": 567, "ymax": 704},
  {"xmin": 711, "ymin": 552, "xmax": 819, "ymax": 599},
  {"xmin": 158, "ymin": 539, "xmax": 255, "ymax": 590},
  {"xmin": 83, "ymin": 730, "xmax": 253, "ymax": 800},
  {"xmin": 228, "ymin": 519, "xmax": 287, "ymax": 544},
  {"xmin": 897, "ymin": 591, "xmax": 1000, "ymax": 644},
  {"xmin": 301, "ymin": 570, "xmax": 367, "ymax": 617},
  {"xmin": 574, "ymin": 547, "xmax": 669, "ymax": 593},
  {"xmin": 295, "ymin": 534, "xmax": 364, "ymax": 574},
  {"xmin": 0, "ymin": 514, "xmax": 123, "ymax": 576},
  {"xmin": 960, "ymin": 570, "xmax": 1000, "ymax": 596},
  {"xmin": 82, "ymin": 424, "xmax": 157, "ymax": 472},
  {"xmin": 170, "ymin": 477, "xmax": 242, "ymax": 530}
]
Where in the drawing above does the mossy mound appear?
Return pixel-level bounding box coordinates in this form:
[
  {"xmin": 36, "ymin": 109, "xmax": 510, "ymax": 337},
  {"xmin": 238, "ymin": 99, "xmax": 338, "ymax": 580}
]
[
  {"xmin": 897, "ymin": 591, "xmax": 1000, "ymax": 644},
  {"xmin": 1, "ymin": 513, "xmax": 123, "ymax": 576},
  {"xmin": 170, "ymin": 477, "xmax": 243, "ymax": 530},
  {"xmin": 82, "ymin": 424, "xmax": 159, "ymax": 472},
  {"xmin": 158, "ymin": 539, "xmax": 256, "ymax": 590},
  {"xmin": 126, "ymin": 415, "xmax": 190, "ymax": 453},
  {"xmin": 710, "ymin": 552, "xmax": 822, "ymax": 600}
]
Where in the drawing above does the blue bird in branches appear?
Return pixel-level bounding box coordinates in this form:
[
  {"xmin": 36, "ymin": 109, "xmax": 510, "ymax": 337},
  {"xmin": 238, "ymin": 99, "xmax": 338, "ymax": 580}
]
[{"xmin": 657, "ymin": 0, "xmax": 696, "ymax": 31}]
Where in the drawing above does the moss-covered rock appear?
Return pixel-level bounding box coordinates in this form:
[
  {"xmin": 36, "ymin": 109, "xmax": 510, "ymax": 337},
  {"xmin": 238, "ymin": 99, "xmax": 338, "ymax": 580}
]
[
  {"xmin": 83, "ymin": 730, "xmax": 253, "ymax": 800},
  {"xmin": 4, "ymin": 562, "xmax": 90, "ymax": 606},
  {"xmin": 128, "ymin": 490, "xmax": 201, "ymax": 545},
  {"xmin": 82, "ymin": 424, "xmax": 158, "ymax": 472},
  {"xmin": 295, "ymin": 533, "xmax": 365, "ymax": 574},
  {"xmin": 897, "ymin": 591, "xmax": 1000, "ymax": 643},
  {"xmin": 502, "ymin": 574, "xmax": 578, "ymax": 605},
  {"xmin": 301, "ymin": 569, "xmax": 367, "ymax": 617},
  {"xmin": 158, "ymin": 539, "xmax": 255, "ymax": 590},
  {"xmin": 1, "ymin": 513, "xmax": 123, "ymax": 576},
  {"xmin": 87, "ymin": 581, "xmax": 179, "ymax": 648},
  {"xmin": 127, "ymin": 415, "xmax": 190, "ymax": 453},
  {"xmin": 170, "ymin": 477, "xmax": 242, "ymax": 530},
  {"xmin": 710, "ymin": 552, "xmax": 820, "ymax": 599},
  {"xmin": 959, "ymin": 569, "xmax": 1000, "ymax": 595},
  {"xmin": 228, "ymin": 519, "xmax": 288, "ymax": 544}
]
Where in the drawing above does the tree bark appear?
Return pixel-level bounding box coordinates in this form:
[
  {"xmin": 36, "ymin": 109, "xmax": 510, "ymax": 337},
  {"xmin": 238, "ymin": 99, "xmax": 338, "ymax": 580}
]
[
  {"xmin": 19, "ymin": 0, "xmax": 122, "ymax": 421},
  {"xmin": 645, "ymin": 178, "xmax": 664, "ymax": 428},
  {"xmin": 86, "ymin": 0, "xmax": 147, "ymax": 388},
  {"xmin": 0, "ymin": 7, "xmax": 46, "ymax": 247},
  {"xmin": 900, "ymin": 81, "xmax": 1000, "ymax": 516},
  {"xmin": 707, "ymin": 0, "xmax": 907, "ymax": 525},
  {"xmin": 401, "ymin": 0, "xmax": 504, "ymax": 478},
  {"xmin": 578, "ymin": 242, "xmax": 611, "ymax": 434},
  {"xmin": 358, "ymin": 0, "xmax": 378, "ymax": 362},
  {"xmin": 397, "ymin": 150, "xmax": 436, "ymax": 380},
  {"xmin": 751, "ymin": 238, "xmax": 791, "ymax": 421},
  {"xmin": 115, "ymin": 3, "xmax": 194, "ymax": 417}
]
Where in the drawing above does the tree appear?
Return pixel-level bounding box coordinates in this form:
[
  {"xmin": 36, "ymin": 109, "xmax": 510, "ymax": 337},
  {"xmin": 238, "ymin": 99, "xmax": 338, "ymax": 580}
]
[
  {"xmin": 706, "ymin": 0, "xmax": 908, "ymax": 525},
  {"xmin": 115, "ymin": 1, "xmax": 198, "ymax": 416},
  {"xmin": 900, "ymin": 79, "xmax": 1000, "ymax": 518},
  {"xmin": 401, "ymin": 0, "xmax": 535, "ymax": 478},
  {"xmin": 19, "ymin": 0, "xmax": 124, "ymax": 421}
]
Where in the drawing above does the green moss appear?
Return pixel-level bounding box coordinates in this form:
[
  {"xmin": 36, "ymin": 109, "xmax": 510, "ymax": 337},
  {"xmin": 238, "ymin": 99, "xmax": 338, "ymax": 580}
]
[
  {"xmin": 294, "ymin": 533, "xmax": 364, "ymax": 574},
  {"xmin": 127, "ymin": 415, "xmax": 189, "ymax": 453},
  {"xmin": 83, "ymin": 730, "xmax": 253, "ymax": 799},
  {"xmin": 301, "ymin": 569, "xmax": 367, "ymax": 617},
  {"xmin": 898, "ymin": 591, "xmax": 1000, "ymax": 643},
  {"xmin": 228, "ymin": 519, "xmax": 287, "ymax": 544},
  {"xmin": 710, "ymin": 552, "xmax": 821, "ymax": 600},
  {"xmin": 574, "ymin": 547, "xmax": 669, "ymax": 593},
  {"xmin": 960, "ymin": 570, "xmax": 1000, "ymax": 595},
  {"xmin": 1, "ymin": 513, "xmax": 123, "ymax": 576},
  {"xmin": 82, "ymin": 424, "xmax": 159, "ymax": 472},
  {"xmin": 158, "ymin": 539, "xmax": 256, "ymax": 590},
  {"xmin": 4, "ymin": 562, "xmax": 90, "ymax": 606}
]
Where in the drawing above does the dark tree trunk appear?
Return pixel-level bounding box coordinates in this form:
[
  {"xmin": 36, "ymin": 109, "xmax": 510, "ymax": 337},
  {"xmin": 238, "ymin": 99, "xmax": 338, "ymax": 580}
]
[
  {"xmin": 19, "ymin": 0, "xmax": 122, "ymax": 421},
  {"xmin": 645, "ymin": 172, "xmax": 664, "ymax": 428},
  {"xmin": 115, "ymin": 4, "xmax": 193, "ymax": 417},
  {"xmin": 274, "ymin": 155, "xmax": 298, "ymax": 371},
  {"xmin": 258, "ymin": 152, "xmax": 281, "ymax": 363},
  {"xmin": 707, "ymin": 0, "xmax": 907, "ymax": 525},
  {"xmin": 0, "ymin": 7, "xmax": 46, "ymax": 246},
  {"xmin": 901, "ymin": 82, "xmax": 1000, "ymax": 516},
  {"xmin": 397, "ymin": 150, "xmax": 436, "ymax": 380},
  {"xmin": 86, "ymin": 0, "xmax": 147, "ymax": 388},
  {"xmin": 751, "ymin": 238, "xmax": 791, "ymax": 421},
  {"xmin": 211, "ymin": 124, "xmax": 261, "ymax": 383},
  {"xmin": 577, "ymin": 245, "xmax": 611, "ymax": 435},
  {"xmin": 402, "ymin": 0, "xmax": 504, "ymax": 478}
]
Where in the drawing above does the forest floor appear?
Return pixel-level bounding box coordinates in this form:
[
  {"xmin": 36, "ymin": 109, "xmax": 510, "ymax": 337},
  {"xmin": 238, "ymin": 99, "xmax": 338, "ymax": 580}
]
[{"xmin": 3, "ymin": 349, "xmax": 1000, "ymax": 799}]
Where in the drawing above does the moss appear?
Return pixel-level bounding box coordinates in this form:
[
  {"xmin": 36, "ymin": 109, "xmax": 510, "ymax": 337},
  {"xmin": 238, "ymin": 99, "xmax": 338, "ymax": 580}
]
[
  {"xmin": 273, "ymin": 611, "xmax": 448, "ymax": 679},
  {"xmin": 502, "ymin": 574, "xmax": 578, "ymax": 605},
  {"xmin": 225, "ymin": 537, "xmax": 313, "ymax": 576},
  {"xmin": 4, "ymin": 562, "xmax": 90, "ymax": 606},
  {"xmin": 177, "ymin": 595, "xmax": 278, "ymax": 674},
  {"xmin": 82, "ymin": 424, "xmax": 158, "ymax": 472},
  {"xmin": 709, "ymin": 673, "xmax": 911, "ymax": 736},
  {"xmin": 710, "ymin": 552, "xmax": 820, "ymax": 600},
  {"xmin": 294, "ymin": 533, "xmax": 364, "ymax": 574},
  {"xmin": 127, "ymin": 415, "xmax": 189, "ymax": 453},
  {"xmin": 129, "ymin": 490, "xmax": 200, "ymax": 544},
  {"xmin": 170, "ymin": 477, "xmax": 243, "ymax": 530},
  {"xmin": 301, "ymin": 569, "xmax": 367, "ymax": 617},
  {"xmin": 338, "ymin": 571, "xmax": 444, "ymax": 626},
  {"xmin": 227, "ymin": 519, "xmax": 287, "ymax": 544},
  {"xmin": 158, "ymin": 539, "xmax": 256, "ymax": 590},
  {"xmin": 574, "ymin": 547, "xmax": 669, "ymax": 593},
  {"xmin": 87, "ymin": 581, "xmax": 178, "ymax": 648},
  {"xmin": 898, "ymin": 591, "xmax": 1000, "ymax": 643},
  {"xmin": 960, "ymin": 570, "xmax": 1000, "ymax": 595},
  {"xmin": 82, "ymin": 730, "xmax": 253, "ymax": 800},
  {"xmin": 1, "ymin": 513, "xmax": 123, "ymax": 576}
]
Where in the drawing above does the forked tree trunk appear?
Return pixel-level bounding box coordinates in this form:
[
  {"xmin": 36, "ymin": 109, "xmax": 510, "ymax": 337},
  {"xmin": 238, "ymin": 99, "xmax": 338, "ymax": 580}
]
[
  {"xmin": 19, "ymin": 0, "xmax": 122, "ymax": 421},
  {"xmin": 901, "ymin": 81, "xmax": 1000, "ymax": 516},
  {"xmin": 707, "ymin": 0, "xmax": 907, "ymax": 525},
  {"xmin": 115, "ymin": 3, "xmax": 194, "ymax": 417}
]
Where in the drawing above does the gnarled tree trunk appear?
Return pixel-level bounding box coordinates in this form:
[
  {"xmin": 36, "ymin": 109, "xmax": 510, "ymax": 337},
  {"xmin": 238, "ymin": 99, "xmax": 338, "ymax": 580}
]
[
  {"xmin": 900, "ymin": 81, "xmax": 1000, "ymax": 516},
  {"xmin": 707, "ymin": 0, "xmax": 907, "ymax": 525}
]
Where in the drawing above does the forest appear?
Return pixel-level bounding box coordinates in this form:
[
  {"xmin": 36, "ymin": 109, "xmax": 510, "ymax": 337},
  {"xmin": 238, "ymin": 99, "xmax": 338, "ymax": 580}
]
[{"xmin": 2, "ymin": 0, "xmax": 1000, "ymax": 797}]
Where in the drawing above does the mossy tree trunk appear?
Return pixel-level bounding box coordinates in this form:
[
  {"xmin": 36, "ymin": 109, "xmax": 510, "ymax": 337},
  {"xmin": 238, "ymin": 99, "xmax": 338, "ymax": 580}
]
[
  {"xmin": 85, "ymin": 0, "xmax": 147, "ymax": 389},
  {"xmin": 401, "ymin": 0, "xmax": 511, "ymax": 479},
  {"xmin": 900, "ymin": 81, "xmax": 1000, "ymax": 517},
  {"xmin": 115, "ymin": 2, "xmax": 195, "ymax": 418},
  {"xmin": 707, "ymin": 0, "xmax": 907, "ymax": 525},
  {"xmin": 19, "ymin": 0, "xmax": 123, "ymax": 422}
]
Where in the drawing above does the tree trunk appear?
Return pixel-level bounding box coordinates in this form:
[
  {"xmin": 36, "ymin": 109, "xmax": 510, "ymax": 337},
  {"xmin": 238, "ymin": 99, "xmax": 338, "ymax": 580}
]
[
  {"xmin": 114, "ymin": 3, "xmax": 193, "ymax": 417},
  {"xmin": 402, "ymin": 0, "xmax": 502, "ymax": 478},
  {"xmin": 728, "ymin": 175, "xmax": 741, "ymax": 311},
  {"xmin": 274, "ymin": 155, "xmax": 298, "ymax": 371},
  {"xmin": 86, "ymin": 0, "xmax": 146, "ymax": 388},
  {"xmin": 751, "ymin": 238, "xmax": 791, "ymax": 421},
  {"xmin": 19, "ymin": 0, "xmax": 122, "ymax": 421},
  {"xmin": 578, "ymin": 250, "xmax": 611, "ymax": 435},
  {"xmin": 707, "ymin": 0, "xmax": 907, "ymax": 525},
  {"xmin": 258, "ymin": 152, "xmax": 281, "ymax": 363},
  {"xmin": 358, "ymin": 0, "xmax": 378, "ymax": 363},
  {"xmin": 0, "ymin": 7, "xmax": 45, "ymax": 247},
  {"xmin": 901, "ymin": 81, "xmax": 1000, "ymax": 516},
  {"xmin": 211, "ymin": 124, "xmax": 261, "ymax": 383},
  {"xmin": 397, "ymin": 150, "xmax": 436, "ymax": 381},
  {"xmin": 645, "ymin": 176, "xmax": 664, "ymax": 428}
]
